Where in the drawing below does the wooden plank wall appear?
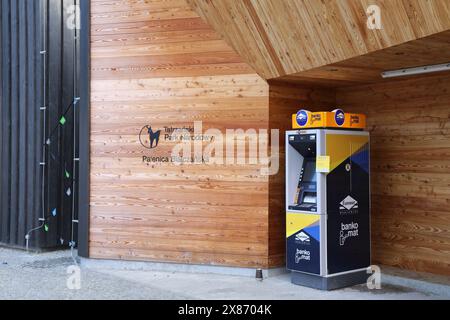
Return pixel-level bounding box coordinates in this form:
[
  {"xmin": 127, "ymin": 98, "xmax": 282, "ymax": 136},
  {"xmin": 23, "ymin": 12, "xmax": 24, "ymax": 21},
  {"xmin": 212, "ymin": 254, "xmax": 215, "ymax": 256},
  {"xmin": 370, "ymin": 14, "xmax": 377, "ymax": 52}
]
[
  {"xmin": 89, "ymin": 0, "xmax": 450, "ymax": 275},
  {"xmin": 268, "ymin": 81, "xmax": 336, "ymax": 266},
  {"xmin": 337, "ymin": 73, "xmax": 450, "ymax": 276},
  {"xmin": 89, "ymin": 0, "xmax": 275, "ymax": 268}
]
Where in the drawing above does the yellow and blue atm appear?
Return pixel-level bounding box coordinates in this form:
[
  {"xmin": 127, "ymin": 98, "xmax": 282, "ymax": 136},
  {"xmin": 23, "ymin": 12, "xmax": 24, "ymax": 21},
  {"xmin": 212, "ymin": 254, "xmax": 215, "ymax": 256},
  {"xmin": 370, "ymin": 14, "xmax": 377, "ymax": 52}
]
[{"xmin": 286, "ymin": 109, "xmax": 371, "ymax": 290}]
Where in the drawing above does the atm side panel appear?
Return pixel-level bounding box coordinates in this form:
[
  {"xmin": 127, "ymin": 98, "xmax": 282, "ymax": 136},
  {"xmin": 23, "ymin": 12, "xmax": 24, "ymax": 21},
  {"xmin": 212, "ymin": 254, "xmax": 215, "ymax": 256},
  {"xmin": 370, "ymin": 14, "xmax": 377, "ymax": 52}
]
[{"xmin": 325, "ymin": 131, "xmax": 371, "ymax": 274}]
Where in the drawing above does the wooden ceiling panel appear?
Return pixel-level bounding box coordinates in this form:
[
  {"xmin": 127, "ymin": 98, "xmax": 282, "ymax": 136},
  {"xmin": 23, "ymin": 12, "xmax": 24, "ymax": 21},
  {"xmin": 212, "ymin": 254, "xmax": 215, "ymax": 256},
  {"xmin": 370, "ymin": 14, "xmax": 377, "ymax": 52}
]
[
  {"xmin": 283, "ymin": 30, "xmax": 450, "ymax": 87},
  {"xmin": 187, "ymin": 0, "xmax": 450, "ymax": 79}
]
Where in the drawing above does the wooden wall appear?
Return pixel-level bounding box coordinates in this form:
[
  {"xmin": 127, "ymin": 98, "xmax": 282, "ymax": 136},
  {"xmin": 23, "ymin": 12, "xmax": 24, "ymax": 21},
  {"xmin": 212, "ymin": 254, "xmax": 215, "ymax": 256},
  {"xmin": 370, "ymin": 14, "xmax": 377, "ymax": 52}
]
[
  {"xmin": 89, "ymin": 0, "xmax": 450, "ymax": 276},
  {"xmin": 89, "ymin": 0, "xmax": 278, "ymax": 268},
  {"xmin": 337, "ymin": 73, "xmax": 450, "ymax": 276}
]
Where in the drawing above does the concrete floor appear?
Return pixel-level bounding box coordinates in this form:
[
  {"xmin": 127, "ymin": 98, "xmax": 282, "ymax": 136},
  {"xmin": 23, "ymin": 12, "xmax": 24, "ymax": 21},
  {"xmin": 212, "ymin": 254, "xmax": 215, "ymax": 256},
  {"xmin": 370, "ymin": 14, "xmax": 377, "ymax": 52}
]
[{"xmin": 0, "ymin": 247, "xmax": 449, "ymax": 300}]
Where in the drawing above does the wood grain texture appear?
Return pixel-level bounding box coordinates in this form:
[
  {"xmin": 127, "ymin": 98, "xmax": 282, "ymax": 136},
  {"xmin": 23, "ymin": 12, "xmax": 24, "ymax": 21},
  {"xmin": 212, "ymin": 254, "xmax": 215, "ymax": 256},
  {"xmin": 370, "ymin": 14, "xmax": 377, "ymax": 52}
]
[
  {"xmin": 89, "ymin": 0, "xmax": 450, "ymax": 275},
  {"xmin": 282, "ymin": 30, "xmax": 450, "ymax": 86},
  {"xmin": 90, "ymin": 0, "xmax": 274, "ymax": 268},
  {"xmin": 337, "ymin": 73, "xmax": 450, "ymax": 276},
  {"xmin": 188, "ymin": 0, "xmax": 450, "ymax": 79}
]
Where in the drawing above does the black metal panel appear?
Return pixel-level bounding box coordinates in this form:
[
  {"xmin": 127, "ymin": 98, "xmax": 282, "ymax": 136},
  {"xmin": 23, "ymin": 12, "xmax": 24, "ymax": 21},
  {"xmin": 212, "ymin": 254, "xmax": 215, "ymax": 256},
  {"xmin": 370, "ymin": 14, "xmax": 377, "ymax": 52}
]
[
  {"xmin": 1, "ymin": 0, "xmax": 41, "ymax": 248},
  {"xmin": 1, "ymin": 0, "xmax": 12, "ymax": 245},
  {"xmin": 0, "ymin": 0, "xmax": 3, "ymax": 243},
  {"xmin": 0, "ymin": 0, "xmax": 79, "ymax": 250},
  {"xmin": 78, "ymin": 0, "xmax": 90, "ymax": 258},
  {"xmin": 9, "ymin": 0, "xmax": 19, "ymax": 246},
  {"xmin": 46, "ymin": 0, "xmax": 63, "ymax": 247},
  {"xmin": 0, "ymin": 0, "xmax": 2, "ymax": 242},
  {"xmin": 26, "ymin": 0, "xmax": 41, "ymax": 249}
]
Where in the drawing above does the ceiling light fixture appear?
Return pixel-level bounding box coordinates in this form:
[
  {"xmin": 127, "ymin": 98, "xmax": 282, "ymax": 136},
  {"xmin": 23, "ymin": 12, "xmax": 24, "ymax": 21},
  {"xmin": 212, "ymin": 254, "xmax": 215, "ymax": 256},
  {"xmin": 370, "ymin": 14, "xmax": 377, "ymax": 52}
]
[{"xmin": 381, "ymin": 62, "xmax": 450, "ymax": 79}]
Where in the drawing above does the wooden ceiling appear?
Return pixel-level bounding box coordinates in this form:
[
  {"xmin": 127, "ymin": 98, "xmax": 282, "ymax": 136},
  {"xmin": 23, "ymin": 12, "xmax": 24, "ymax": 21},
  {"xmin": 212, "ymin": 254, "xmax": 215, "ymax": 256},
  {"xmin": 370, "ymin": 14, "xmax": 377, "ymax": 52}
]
[
  {"xmin": 188, "ymin": 0, "xmax": 450, "ymax": 80},
  {"xmin": 279, "ymin": 30, "xmax": 450, "ymax": 87}
]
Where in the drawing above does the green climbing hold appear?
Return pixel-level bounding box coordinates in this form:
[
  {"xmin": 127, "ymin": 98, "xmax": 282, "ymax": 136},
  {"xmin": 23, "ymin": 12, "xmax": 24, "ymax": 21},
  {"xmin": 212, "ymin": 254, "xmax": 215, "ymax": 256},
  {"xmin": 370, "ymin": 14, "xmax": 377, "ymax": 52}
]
[
  {"xmin": 59, "ymin": 116, "xmax": 66, "ymax": 125},
  {"xmin": 44, "ymin": 224, "xmax": 49, "ymax": 232}
]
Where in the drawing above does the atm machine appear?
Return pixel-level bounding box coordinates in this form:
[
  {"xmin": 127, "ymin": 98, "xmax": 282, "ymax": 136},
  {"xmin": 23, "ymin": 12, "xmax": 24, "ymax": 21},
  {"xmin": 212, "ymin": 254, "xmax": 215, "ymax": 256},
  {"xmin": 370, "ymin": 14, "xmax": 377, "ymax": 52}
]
[{"xmin": 286, "ymin": 109, "xmax": 371, "ymax": 290}]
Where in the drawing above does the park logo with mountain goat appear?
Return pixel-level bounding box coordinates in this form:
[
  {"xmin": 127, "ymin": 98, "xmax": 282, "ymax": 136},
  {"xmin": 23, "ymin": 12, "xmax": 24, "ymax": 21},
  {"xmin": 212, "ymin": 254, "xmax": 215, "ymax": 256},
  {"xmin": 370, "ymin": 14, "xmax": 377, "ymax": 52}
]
[{"xmin": 140, "ymin": 125, "xmax": 162, "ymax": 149}]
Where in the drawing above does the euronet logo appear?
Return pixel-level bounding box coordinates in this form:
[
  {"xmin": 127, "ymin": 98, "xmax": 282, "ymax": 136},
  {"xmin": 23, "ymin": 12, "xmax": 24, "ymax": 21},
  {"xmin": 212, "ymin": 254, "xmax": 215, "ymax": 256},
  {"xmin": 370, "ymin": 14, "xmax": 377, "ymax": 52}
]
[
  {"xmin": 140, "ymin": 121, "xmax": 280, "ymax": 176},
  {"xmin": 340, "ymin": 195, "xmax": 359, "ymax": 215},
  {"xmin": 295, "ymin": 232, "xmax": 310, "ymax": 243},
  {"xmin": 340, "ymin": 195, "xmax": 358, "ymax": 211}
]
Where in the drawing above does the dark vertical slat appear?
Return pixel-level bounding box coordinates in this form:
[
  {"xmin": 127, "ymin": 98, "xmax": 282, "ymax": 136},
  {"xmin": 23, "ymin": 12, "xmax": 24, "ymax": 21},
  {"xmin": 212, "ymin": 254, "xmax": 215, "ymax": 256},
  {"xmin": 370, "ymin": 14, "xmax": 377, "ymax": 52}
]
[
  {"xmin": 33, "ymin": 0, "xmax": 44, "ymax": 249},
  {"xmin": 36, "ymin": 0, "xmax": 48, "ymax": 249},
  {"xmin": 46, "ymin": 0, "xmax": 63, "ymax": 247},
  {"xmin": 9, "ymin": 0, "xmax": 19, "ymax": 245},
  {"xmin": 17, "ymin": 0, "xmax": 28, "ymax": 247},
  {"xmin": 0, "ymin": 0, "xmax": 3, "ymax": 239},
  {"xmin": 25, "ymin": 0, "xmax": 38, "ymax": 246},
  {"xmin": 36, "ymin": 0, "xmax": 44, "ymax": 249},
  {"xmin": 35, "ymin": 0, "xmax": 47, "ymax": 249},
  {"xmin": 1, "ymin": 0, "xmax": 11, "ymax": 244},
  {"xmin": 78, "ymin": 0, "xmax": 90, "ymax": 257},
  {"xmin": 60, "ymin": 0, "xmax": 75, "ymax": 246},
  {"xmin": 73, "ymin": 0, "xmax": 81, "ymax": 245}
]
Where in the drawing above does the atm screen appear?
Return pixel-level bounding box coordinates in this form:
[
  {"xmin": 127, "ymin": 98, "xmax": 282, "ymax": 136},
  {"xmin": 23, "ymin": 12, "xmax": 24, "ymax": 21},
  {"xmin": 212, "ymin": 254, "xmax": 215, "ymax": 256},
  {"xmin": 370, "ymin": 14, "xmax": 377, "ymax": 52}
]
[{"xmin": 303, "ymin": 161, "xmax": 317, "ymax": 182}]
